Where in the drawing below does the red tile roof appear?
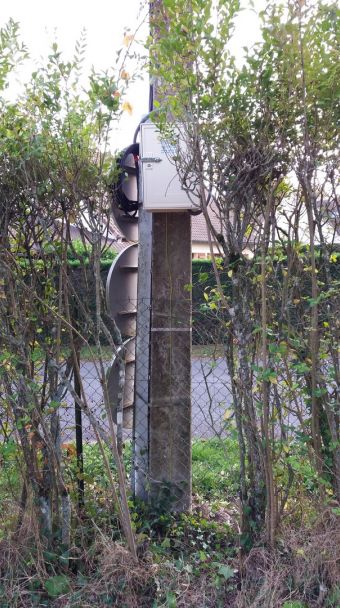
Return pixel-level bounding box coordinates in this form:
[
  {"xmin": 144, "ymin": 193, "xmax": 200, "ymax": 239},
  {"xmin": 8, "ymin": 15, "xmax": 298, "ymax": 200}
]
[{"xmin": 191, "ymin": 205, "xmax": 223, "ymax": 242}]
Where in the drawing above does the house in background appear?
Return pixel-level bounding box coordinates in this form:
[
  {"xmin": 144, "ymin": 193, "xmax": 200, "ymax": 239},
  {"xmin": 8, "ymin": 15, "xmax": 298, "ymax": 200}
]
[
  {"xmin": 110, "ymin": 212, "xmax": 222, "ymax": 260},
  {"xmin": 56, "ymin": 220, "xmax": 129, "ymax": 254},
  {"xmin": 191, "ymin": 211, "xmax": 222, "ymax": 259},
  {"xmin": 65, "ymin": 211, "xmax": 223, "ymax": 260}
]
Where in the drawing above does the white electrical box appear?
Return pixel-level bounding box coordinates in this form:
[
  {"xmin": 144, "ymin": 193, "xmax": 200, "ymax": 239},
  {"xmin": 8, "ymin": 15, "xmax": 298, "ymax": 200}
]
[{"xmin": 140, "ymin": 122, "xmax": 198, "ymax": 212}]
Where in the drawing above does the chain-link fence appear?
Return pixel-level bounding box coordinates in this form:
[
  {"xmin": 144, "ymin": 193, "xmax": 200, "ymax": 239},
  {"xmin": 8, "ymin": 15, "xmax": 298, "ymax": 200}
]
[
  {"xmin": 2, "ymin": 254, "xmax": 338, "ymax": 510},
  {"xmin": 47, "ymin": 298, "xmax": 233, "ymax": 504}
]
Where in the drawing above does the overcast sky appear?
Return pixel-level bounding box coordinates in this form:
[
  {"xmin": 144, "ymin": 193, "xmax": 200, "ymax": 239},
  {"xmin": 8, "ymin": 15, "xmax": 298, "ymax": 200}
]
[{"xmin": 1, "ymin": 0, "xmax": 265, "ymax": 150}]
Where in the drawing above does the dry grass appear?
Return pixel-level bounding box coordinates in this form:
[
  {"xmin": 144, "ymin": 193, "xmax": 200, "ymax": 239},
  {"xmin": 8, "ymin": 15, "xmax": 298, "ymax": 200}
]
[
  {"xmin": 237, "ymin": 508, "xmax": 340, "ymax": 608},
  {"xmin": 0, "ymin": 516, "xmax": 48, "ymax": 607},
  {"xmin": 0, "ymin": 503, "xmax": 338, "ymax": 607},
  {"xmin": 72, "ymin": 534, "xmax": 158, "ymax": 608}
]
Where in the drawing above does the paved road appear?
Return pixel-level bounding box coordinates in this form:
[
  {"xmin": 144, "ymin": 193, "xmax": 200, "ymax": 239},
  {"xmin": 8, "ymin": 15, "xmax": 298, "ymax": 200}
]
[{"xmin": 61, "ymin": 357, "xmax": 232, "ymax": 442}]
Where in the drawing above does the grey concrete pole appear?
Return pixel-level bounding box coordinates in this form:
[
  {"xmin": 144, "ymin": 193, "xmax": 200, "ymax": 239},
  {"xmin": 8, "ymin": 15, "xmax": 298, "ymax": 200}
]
[
  {"xmin": 149, "ymin": 212, "xmax": 192, "ymax": 511},
  {"xmin": 148, "ymin": 0, "xmax": 192, "ymax": 511}
]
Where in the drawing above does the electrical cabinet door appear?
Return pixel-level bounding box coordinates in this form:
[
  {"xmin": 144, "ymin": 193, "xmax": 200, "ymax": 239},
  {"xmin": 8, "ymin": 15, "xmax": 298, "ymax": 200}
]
[{"xmin": 140, "ymin": 122, "xmax": 199, "ymax": 211}]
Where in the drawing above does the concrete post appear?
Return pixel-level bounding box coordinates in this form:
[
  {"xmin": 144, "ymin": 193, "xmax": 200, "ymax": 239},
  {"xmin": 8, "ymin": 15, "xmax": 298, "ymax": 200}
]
[
  {"xmin": 149, "ymin": 212, "xmax": 192, "ymax": 511},
  {"xmin": 133, "ymin": 0, "xmax": 192, "ymax": 511}
]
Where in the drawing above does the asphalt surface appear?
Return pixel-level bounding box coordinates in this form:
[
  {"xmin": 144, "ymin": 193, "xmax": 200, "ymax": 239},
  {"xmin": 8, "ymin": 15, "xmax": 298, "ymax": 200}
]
[{"xmin": 61, "ymin": 357, "xmax": 232, "ymax": 442}]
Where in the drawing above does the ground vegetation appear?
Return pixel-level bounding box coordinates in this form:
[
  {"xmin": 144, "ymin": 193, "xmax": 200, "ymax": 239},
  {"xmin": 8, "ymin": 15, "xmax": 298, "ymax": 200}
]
[{"xmin": 0, "ymin": 2, "xmax": 339, "ymax": 606}]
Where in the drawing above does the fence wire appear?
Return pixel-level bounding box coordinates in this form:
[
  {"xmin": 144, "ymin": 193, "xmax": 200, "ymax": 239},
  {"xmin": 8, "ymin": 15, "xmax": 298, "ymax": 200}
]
[
  {"xmin": 43, "ymin": 299, "xmax": 235, "ymax": 501},
  {"xmin": 2, "ymin": 262, "xmax": 338, "ymax": 508}
]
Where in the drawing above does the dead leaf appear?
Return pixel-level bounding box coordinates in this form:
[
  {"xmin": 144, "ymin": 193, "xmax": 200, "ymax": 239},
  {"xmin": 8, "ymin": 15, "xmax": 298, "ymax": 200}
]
[
  {"xmin": 122, "ymin": 101, "xmax": 133, "ymax": 116},
  {"xmin": 123, "ymin": 34, "xmax": 134, "ymax": 47}
]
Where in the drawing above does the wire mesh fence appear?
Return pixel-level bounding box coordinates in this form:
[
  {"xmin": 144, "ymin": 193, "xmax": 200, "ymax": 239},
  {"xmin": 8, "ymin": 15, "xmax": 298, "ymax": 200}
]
[
  {"xmin": 40, "ymin": 298, "xmax": 234, "ymax": 504},
  {"xmin": 1, "ymin": 253, "xmax": 339, "ymax": 511},
  {"xmin": 26, "ymin": 293, "xmax": 314, "ymax": 506}
]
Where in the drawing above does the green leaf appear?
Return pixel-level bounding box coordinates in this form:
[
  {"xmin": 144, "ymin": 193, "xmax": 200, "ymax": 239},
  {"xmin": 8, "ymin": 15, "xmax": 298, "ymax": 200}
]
[
  {"xmin": 166, "ymin": 591, "xmax": 177, "ymax": 608},
  {"xmin": 31, "ymin": 348, "xmax": 43, "ymax": 362},
  {"xmin": 199, "ymin": 272, "xmax": 209, "ymax": 283},
  {"xmin": 215, "ymin": 563, "xmax": 234, "ymax": 580},
  {"xmin": 199, "ymin": 550, "xmax": 207, "ymax": 562},
  {"xmin": 44, "ymin": 575, "xmax": 70, "ymax": 598}
]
